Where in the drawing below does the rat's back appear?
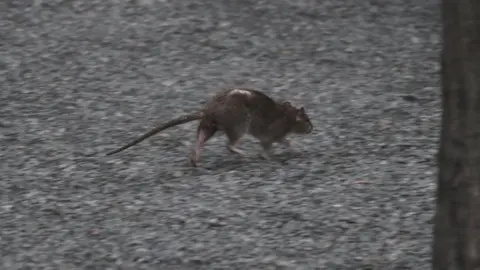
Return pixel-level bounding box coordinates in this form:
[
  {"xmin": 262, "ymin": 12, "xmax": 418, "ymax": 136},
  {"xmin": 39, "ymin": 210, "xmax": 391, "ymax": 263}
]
[{"xmin": 221, "ymin": 88, "xmax": 278, "ymax": 110}]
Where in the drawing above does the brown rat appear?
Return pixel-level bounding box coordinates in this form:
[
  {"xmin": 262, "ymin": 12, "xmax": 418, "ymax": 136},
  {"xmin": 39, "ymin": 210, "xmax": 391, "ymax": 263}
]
[{"xmin": 106, "ymin": 88, "xmax": 313, "ymax": 166}]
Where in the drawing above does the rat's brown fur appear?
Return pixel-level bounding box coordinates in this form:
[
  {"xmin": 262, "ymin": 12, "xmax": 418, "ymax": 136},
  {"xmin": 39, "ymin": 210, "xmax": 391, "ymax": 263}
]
[{"xmin": 106, "ymin": 88, "xmax": 313, "ymax": 166}]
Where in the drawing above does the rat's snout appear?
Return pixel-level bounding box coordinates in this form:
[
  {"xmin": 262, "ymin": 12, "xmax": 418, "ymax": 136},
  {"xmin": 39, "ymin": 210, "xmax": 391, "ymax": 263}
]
[
  {"xmin": 306, "ymin": 123, "xmax": 313, "ymax": 133},
  {"xmin": 295, "ymin": 121, "xmax": 313, "ymax": 134},
  {"xmin": 304, "ymin": 122, "xmax": 313, "ymax": 134}
]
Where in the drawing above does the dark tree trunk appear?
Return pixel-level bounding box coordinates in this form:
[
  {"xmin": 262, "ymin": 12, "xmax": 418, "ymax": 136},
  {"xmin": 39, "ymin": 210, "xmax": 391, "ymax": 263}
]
[{"xmin": 433, "ymin": 0, "xmax": 480, "ymax": 269}]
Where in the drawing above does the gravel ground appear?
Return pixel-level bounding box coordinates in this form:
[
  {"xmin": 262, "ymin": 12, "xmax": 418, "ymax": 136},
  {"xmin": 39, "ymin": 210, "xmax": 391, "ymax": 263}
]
[{"xmin": 0, "ymin": 0, "xmax": 440, "ymax": 269}]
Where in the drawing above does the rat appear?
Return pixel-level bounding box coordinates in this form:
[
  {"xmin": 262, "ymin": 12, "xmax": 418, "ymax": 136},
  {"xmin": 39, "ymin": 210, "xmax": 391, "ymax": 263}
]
[{"xmin": 106, "ymin": 88, "xmax": 313, "ymax": 166}]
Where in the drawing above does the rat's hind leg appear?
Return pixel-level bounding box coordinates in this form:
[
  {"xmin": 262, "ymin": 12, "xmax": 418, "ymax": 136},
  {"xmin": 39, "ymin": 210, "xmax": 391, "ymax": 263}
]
[{"xmin": 189, "ymin": 120, "xmax": 217, "ymax": 166}]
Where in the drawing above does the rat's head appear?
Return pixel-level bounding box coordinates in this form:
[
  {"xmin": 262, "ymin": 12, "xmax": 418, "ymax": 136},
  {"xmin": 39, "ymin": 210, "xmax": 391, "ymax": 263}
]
[{"xmin": 282, "ymin": 102, "xmax": 313, "ymax": 134}]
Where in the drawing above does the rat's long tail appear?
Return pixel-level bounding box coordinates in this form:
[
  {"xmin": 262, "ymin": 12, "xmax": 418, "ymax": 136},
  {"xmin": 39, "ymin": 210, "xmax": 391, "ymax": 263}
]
[{"xmin": 106, "ymin": 112, "xmax": 203, "ymax": 156}]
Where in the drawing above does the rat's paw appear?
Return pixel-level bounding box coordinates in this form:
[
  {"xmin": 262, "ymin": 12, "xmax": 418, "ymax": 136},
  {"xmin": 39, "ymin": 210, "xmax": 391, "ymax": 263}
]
[
  {"xmin": 188, "ymin": 156, "xmax": 198, "ymax": 167},
  {"xmin": 227, "ymin": 145, "xmax": 246, "ymax": 156},
  {"xmin": 287, "ymin": 147, "xmax": 301, "ymax": 155},
  {"xmin": 280, "ymin": 139, "xmax": 300, "ymax": 153},
  {"xmin": 258, "ymin": 151, "xmax": 272, "ymax": 160},
  {"xmin": 279, "ymin": 138, "xmax": 293, "ymax": 147},
  {"xmin": 188, "ymin": 150, "xmax": 199, "ymax": 167}
]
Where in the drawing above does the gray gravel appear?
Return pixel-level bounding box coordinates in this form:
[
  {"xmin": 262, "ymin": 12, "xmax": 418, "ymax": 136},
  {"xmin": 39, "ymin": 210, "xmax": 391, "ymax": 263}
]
[{"xmin": 1, "ymin": 0, "xmax": 440, "ymax": 269}]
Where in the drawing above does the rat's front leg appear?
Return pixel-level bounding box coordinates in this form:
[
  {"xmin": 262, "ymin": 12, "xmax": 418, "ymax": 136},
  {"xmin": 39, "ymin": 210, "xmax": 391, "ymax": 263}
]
[
  {"xmin": 279, "ymin": 138, "xmax": 292, "ymax": 147},
  {"xmin": 259, "ymin": 141, "xmax": 273, "ymax": 160},
  {"xmin": 278, "ymin": 138, "xmax": 300, "ymax": 154},
  {"xmin": 225, "ymin": 127, "xmax": 247, "ymax": 156}
]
